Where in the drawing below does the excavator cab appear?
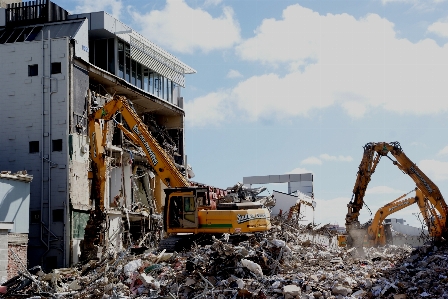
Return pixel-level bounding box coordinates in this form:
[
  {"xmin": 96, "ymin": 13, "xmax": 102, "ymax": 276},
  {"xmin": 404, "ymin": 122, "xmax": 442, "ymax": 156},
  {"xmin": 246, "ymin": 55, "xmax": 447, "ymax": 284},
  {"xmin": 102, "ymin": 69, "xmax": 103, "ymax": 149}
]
[{"xmin": 164, "ymin": 187, "xmax": 211, "ymax": 231}]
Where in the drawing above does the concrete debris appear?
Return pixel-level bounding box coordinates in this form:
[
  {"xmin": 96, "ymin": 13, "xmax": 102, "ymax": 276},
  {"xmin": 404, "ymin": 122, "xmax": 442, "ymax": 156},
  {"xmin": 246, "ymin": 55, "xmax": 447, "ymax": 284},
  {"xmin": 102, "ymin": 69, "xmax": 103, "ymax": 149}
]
[{"xmin": 2, "ymin": 216, "xmax": 448, "ymax": 298}]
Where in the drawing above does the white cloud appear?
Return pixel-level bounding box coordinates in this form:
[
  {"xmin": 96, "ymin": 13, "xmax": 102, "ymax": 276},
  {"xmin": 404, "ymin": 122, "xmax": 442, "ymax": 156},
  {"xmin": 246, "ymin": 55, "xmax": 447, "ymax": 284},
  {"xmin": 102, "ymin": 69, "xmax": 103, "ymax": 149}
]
[
  {"xmin": 204, "ymin": 0, "xmax": 223, "ymax": 6},
  {"xmin": 419, "ymin": 159, "xmax": 448, "ymax": 180},
  {"xmin": 227, "ymin": 69, "xmax": 243, "ymax": 79},
  {"xmin": 189, "ymin": 4, "xmax": 448, "ymax": 126},
  {"xmin": 74, "ymin": 0, "xmax": 122, "ymax": 19},
  {"xmin": 366, "ymin": 186, "xmax": 405, "ymax": 194},
  {"xmin": 319, "ymin": 154, "xmax": 353, "ymax": 162},
  {"xmin": 184, "ymin": 92, "xmax": 229, "ymax": 127},
  {"xmin": 301, "ymin": 157, "xmax": 322, "ymax": 165},
  {"xmin": 187, "ymin": 4, "xmax": 448, "ymax": 126},
  {"xmin": 438, "ymin": 145, "xmax": 448, "ymax": 155},
  {"xmin": 287, "ymin": 167, "xmax": 312, "ymax": 174},
  {"xmin": 428, "ymin": 19, "xmax": 448, "ymax": 37},
  {"xmin": 128, "ymin": 0, "xmax": 241, "ymax": 53},
  {"xmin": 296, "ymin": 154, "xmax": 352, "ymax": 167}
]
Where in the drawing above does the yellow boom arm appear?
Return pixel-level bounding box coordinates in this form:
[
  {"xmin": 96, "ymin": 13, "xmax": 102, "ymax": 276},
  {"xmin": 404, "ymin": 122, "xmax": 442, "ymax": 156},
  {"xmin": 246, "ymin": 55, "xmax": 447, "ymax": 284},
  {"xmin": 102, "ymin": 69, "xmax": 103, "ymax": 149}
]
[
  {"xmin": 89, "ymin": 95, "xmax": 189, "ymax": 211},
  {"xmin": 367, "ymin": 188, "xmax": 427, "ymax": 246}
]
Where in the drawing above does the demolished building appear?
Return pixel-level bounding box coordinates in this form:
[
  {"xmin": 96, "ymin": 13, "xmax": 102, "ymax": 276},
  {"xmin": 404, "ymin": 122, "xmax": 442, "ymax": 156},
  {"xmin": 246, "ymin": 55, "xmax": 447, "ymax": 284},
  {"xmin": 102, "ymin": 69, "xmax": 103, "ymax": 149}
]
[{"xmin": 0, "ymin": 0, "xmax": 195, "ymax": 270}]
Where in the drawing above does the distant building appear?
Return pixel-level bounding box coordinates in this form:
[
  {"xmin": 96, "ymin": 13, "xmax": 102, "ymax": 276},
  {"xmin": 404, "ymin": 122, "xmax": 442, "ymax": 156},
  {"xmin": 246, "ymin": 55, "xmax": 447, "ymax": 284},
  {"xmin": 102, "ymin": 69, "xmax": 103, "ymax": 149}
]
[
  {"xmin": 0, "ymin": 1, "xmax": 194, "ymax": 270},
  {"xmin": 385, "ymin": 218, "xmax": 427, "ymax": 247},
  {"xmin": 243, "ymin": 173, "xmax": 313, "ymax": 196}
]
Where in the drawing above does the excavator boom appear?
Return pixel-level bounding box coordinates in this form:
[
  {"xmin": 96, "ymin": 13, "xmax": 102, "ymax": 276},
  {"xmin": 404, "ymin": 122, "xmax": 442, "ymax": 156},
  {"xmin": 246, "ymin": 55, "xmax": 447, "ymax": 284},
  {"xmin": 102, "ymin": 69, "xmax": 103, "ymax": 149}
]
[
  {"xmin": 346, "ymin": 142, "xmax": 448, "ymax": 245},
  {"xmin": 89, "ymin": 95, "xmax": 189, "ymax": 212}
]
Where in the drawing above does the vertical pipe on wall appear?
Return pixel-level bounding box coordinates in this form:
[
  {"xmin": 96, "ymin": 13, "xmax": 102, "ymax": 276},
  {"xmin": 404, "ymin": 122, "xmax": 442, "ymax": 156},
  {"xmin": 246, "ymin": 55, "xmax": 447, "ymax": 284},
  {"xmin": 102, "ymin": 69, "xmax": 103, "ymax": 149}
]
[
  {"xmin": 67, "ymin": 39, "xmax": 75, "ymax": 267},
  {"xmin": 40, "ymin": 29, "xmax": 47, "ymax": 259},
  {"xmin": 47, "ymin": 30, "xmax": 52, "ymax": 266}
]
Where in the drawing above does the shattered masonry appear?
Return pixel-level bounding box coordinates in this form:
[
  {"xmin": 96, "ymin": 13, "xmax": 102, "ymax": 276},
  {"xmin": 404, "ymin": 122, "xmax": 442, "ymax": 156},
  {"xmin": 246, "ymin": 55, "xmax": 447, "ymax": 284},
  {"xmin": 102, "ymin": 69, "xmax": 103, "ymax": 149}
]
[{"xmin": 2, "ymin": 215, "xmax": 447, "ymax": 298}]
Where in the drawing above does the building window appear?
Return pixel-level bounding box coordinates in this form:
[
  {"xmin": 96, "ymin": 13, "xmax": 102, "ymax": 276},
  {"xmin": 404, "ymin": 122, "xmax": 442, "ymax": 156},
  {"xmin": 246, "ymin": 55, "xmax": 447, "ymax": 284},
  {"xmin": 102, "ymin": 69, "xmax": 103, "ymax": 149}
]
[
  {"xmin": 29, "ymin": 141, "xmax": 39, "ymax": 153},
  {"xmin": 51, "ymin": 62, "xmax": 61, "ymax": 74},
  {"xmin": 52, "ymin": 139, "xmax": 62, "ymax": 152},
  {"xmin": 28, "ymin": 64, "xmax": 38, "ymax": 76},
  {"xmin": 137, "ymin": 62, "xmax": 142, "ymax": 89},
  {"xmin": 118, "ymin": 41, "xmax": 124, "ymax": 79},
  {"xmin": 143, "ymin": 68, "xmax": 149, "ymax": 91},
  {"xmin": 73, "ymin": 211, "xmax": 90, "ymax": 239},
  {"xmin": 131, "ymin": 59, "xmax": 136, "ymax": 85},
  {"xmin": 125, "ymin": 44, "xmax": 130, "ymax": 82},
  {"xmin": 52, "ymin": 209, "xmax": 64, "ymax": 222},
  {"xmin": 30, "ymin": 211, "xmax": 41, "ymax": 223}
]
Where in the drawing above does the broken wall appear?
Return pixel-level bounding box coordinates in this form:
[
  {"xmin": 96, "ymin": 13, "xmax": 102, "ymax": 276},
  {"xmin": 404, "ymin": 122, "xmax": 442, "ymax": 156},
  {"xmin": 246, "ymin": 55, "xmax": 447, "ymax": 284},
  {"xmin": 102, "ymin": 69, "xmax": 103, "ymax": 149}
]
[{"xmin": 7, "ymin": 233, "xmax": 27, "ymax": 280}]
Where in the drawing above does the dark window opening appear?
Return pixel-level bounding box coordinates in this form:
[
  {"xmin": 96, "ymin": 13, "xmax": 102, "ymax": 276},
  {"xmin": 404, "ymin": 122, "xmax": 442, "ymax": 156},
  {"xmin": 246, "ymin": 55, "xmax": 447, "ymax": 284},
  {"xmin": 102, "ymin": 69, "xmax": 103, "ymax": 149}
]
[
  {"xmin": 51, "ymin": 62, "xmax": 61, "ymax": 74},
  {"xmin": 108, "ymin": 38, "xmax": 115, "ymax": 73},
  {"xmin": 29, "ymin": 141, "xmax": 39, "ymax": 153},
  {"xmin": 28, "ymin": 64, "xmax": 38, "ymax": 76},
  {"xmin": 30, "ymin": 210, "xmax": 41, "ymax": 223},
  {"xmin": 52, "ymin": 139, "xmax": 62, "ymax": 152},
  {"xmin": 95, "ymin": 39, "xmax": 108, "ymax": 71},
  {"xmin": 89, "ymin": 38, "xmax": 95, "ymax": 64},
  {"xmin": 52, "ymin": 209, "xmax": 64, "ymax": 222}
]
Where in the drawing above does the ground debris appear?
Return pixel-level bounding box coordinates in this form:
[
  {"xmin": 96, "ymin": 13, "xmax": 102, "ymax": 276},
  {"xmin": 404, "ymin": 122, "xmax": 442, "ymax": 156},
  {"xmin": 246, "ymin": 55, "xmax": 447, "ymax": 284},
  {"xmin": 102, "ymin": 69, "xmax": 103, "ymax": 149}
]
[{"xmin": 2, "ymin": 216, "xmax": 448, "ymax": 298}]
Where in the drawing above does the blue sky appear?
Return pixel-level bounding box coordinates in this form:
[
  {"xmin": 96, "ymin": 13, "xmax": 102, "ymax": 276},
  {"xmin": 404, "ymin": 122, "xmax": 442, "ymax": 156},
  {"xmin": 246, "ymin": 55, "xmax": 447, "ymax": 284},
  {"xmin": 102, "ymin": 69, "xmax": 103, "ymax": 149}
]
[{"xmin": 61, "ymin": 0, "xmax": 448, "ymax": 228}]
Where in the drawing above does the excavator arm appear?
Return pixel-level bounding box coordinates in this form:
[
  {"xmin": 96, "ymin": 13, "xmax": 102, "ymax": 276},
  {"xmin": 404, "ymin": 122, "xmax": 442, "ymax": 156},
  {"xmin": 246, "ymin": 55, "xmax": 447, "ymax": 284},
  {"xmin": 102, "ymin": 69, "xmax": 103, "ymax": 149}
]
[
  {"xmin": 89, "ymin": 95, "xmax": 189, "ymax": 212},
  {"xmin": 346, "ymin": 142, "xmax": 448, "ymax": 241},
  {"xmin": 366, "ymin": 188, "xmax": 427, "ymax": 246}
]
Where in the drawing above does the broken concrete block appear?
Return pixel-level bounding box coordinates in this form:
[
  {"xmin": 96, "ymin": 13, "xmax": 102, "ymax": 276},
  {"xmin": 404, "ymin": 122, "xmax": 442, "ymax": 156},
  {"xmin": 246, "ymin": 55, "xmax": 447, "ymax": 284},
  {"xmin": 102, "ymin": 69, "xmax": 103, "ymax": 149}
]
[
  {"xmin": 393, "ymin": 295, "xmax": 406, "ymax": 299},
  {"xmin": 352, "ymin": 289, "xmax": 366, "ymax": 297},
  {"xmin": 185, "ymin": 277, "xmax": 195, "ymax": 286},
  {"xmin": 283, "ymin": 284, "xmax": 301, "ymax": 298},
  {"xmin": 331, "ymin": 285, "xmax": 352, "ymax": 296},
  {"xmin": 68, "ymin": 280, "xmax": 82, "ymax": 291},
  {"xmin": 241, "ymin": 259, "xmax": 263, "ymax": 277},
  {"xmin": 123, "ymin": 259, "xmax": 142, "ymax": 276}
]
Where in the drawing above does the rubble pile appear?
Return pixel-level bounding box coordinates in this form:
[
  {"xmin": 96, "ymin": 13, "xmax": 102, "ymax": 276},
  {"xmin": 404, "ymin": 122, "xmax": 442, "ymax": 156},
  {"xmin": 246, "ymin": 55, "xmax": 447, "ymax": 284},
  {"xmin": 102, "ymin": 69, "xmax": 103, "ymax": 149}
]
[{"xmin": 2, "ymin": 217, "xmax": 447, "ymax": 298}]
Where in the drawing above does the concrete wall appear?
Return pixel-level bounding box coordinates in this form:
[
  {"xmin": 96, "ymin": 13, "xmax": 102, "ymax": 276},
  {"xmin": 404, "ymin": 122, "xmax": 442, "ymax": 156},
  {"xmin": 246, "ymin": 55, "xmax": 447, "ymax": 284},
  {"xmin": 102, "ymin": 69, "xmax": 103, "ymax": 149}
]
[
  {"xmin": 0, "ymin": 178, "xmax": 31, "ymax": 233},
  {"xmin": 387, "ymin": 218, "xmax": 426, "ymax": 236},
  {"xmin": 0, "ymin": 38, "xmax": 70, "ymax": 269},
  {"xmin": 69, "ymin": 63, "xmax": 90, "ymax": 211}
]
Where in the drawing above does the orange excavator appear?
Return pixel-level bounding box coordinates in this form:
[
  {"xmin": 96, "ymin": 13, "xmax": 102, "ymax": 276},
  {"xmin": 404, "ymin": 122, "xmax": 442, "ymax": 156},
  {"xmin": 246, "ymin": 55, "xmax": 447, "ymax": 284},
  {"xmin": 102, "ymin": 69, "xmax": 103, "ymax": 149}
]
[
  {"xmin": 365, "ymin": 187, "xmax": 427, "ymax": 246},
  {"xmin": 83, "ymin": 95, "xmax": 271, "ymax": 256},
  {"xmin": 345, "ymin": 142, "xmax": 448, "ymax": 247}
]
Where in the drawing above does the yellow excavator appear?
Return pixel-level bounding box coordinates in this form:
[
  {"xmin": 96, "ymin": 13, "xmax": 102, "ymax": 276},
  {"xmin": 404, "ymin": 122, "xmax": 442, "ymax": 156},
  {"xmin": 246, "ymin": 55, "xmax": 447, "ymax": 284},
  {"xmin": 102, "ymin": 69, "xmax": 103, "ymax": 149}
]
[
  {"xmin": 84, "ymin": 95, "xmax": 271, "ymax": 255},
  {"xmin": 344, "ymin": 142, "xmax": 448, "ymax": 248}
]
